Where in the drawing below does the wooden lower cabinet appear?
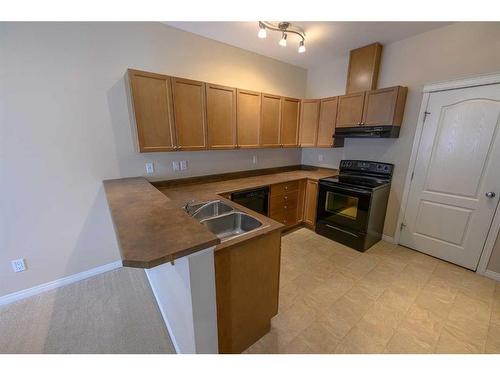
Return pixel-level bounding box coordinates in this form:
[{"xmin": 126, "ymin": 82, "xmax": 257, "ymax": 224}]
[
  {"xmin": 214, "ymin": 231, "xmax": 281, "ymax": 354},
  {"xmin": 269, "ymin": 180, "xmax": 304, "ymax": 228},
  {"xmin": 303, "ymin": 179, "xmax": 319, "ymax": 227}
]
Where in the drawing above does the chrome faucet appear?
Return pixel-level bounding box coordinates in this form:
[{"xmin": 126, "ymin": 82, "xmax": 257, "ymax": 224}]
[{"xmin": 183, "ymin": 199, "xmax": 196, "ymax": 214}]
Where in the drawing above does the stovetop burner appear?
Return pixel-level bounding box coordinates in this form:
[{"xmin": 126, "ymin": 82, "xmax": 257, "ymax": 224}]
[
  {"xmin": 321, "ymin": 175, "xmax": 391, "ymax": 189},
  {"xmin": 320, "ymin": 160, "xmax": 394, "ymax": 190}
]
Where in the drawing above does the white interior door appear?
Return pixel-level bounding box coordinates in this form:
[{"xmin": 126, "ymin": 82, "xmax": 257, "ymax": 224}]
[{"xmin": 400, "ymin": 83, "xmax": 500, "ymax": 270}]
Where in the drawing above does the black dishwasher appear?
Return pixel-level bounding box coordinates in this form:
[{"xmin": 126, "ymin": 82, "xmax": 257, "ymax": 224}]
[{"xmin": 230, "ymin": 187, "xmax": 269, "ymax": 216}]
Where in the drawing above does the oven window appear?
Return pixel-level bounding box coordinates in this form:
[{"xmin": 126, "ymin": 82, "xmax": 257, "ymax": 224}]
[{"xmin": 325, "ymin": 191, "xmax": 359, "ymax": 220}]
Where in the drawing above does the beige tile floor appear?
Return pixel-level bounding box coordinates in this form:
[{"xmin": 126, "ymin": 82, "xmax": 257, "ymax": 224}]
[{"xmin": 244, "ymin": 228, "xmax": 500, "ymax": 354}]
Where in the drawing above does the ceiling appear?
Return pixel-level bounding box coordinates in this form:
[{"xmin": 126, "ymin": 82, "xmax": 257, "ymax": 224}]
[{"xmin": 164, "ymin": 22, "xmax": 452, "ymax": 69}]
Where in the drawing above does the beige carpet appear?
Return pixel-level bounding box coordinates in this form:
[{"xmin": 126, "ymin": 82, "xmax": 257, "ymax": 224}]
[{"xmin": 0, "ymin": 267, "xmax": 175, "ymax": 354}]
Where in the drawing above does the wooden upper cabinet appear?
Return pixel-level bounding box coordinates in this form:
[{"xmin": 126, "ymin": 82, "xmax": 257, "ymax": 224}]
[
  {"xmin": 171, "ymin": 77, "xmax": 207, "ymax": 150},
  {"xmin": 128, "ymin": 69, "xmax": 175, "ymax": 152},
  {"xmin": 206, "ymin": 83, "xmax": 237, "ymax": 149},
  {"xmin": 346, "ymin": 42, "xmax": 382, "ymax": 94},
  {"xmin": 299, "ymin": 99, "xmax": 320, "ymax": 147},
  {"xmin": 317, "ymin": 96, "xmax": 338, "ymax": 147},
  {"xmin": 280, "ymin": 97, "xmax": 300, "ymax": 147},
  {"xmin": 362, "ymin": 86, "xmax": 408, "ymax": 126},
  {"xmin": 236, "ymin": 89, "xmax": 261, "ymax": 148},
  {"xmin": 336, "ymin": 92, "xmax": 365, "ymax": 128},
  {"xmin": 260, "ymin": 93, "xmax": 281, "ymax": 148}
]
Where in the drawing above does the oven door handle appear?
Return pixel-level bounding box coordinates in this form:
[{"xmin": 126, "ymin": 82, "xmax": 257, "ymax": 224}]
[{"xmin": 319, "ymin": 182, "xmax": 371, "ymax": 195}]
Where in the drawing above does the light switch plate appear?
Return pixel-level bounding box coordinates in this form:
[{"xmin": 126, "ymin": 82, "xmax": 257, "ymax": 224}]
[
  {"xmin": 145, "ymin": 162, "xmax": 154, "ymax": 174},
  {"xmin": 172, "ymin": 161, "xmax": 180, "ymax": 171},
  {"xmin": 11, "ymin": 258, "xmax": 26, "ymax": 273},
  {"xmin": 180, "ymin": 161, "xmax": 187, "ymax": 170},
  {"xmin": 252, "ymin": 155, "xmax": 258, "ymax": 164},
  {"xmin": 318, "ymin": 154, "xmax": 324, "ymax": 162}
]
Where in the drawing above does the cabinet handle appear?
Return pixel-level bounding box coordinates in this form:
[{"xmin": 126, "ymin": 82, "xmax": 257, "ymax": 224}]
[
  {"xmin": 284, "ymin": 196, "xmax": 288, "ymax": 200},
  {"xmin": 284, "ymin": 186, "xmax": 288, "ymax": 190},
  {"xmin": 284, "ymin": 205, "xmax": 287, "ymax": 209}
]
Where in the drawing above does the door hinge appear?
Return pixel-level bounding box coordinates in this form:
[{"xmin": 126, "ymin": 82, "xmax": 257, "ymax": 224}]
[
  {"xmin": 423, "ymin": 111, "xmax": 431, "ymax": 122},
  {"xmin": 400, "ymin": 222, "xmax": 407, "ymax": 231}
]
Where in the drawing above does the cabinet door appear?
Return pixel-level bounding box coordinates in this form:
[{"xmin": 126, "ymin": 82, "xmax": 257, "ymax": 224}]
[
  {"xmin": 280, "ymin": 97, "xmax": 300, "ymax": 147},
  {"xmin": 299, "ymin": 99, "xmax": 320, "ymax": 147},
  {"xmin": 236, "ymin": 89, "xmax": 261, "ymax": 148},
  {"xmin": 362, "ymin": 86, "xmax": 407, "ymax": 126},
  {"xmin": 346, "ymin": 42, "xmax": 382, "ymax": 94},
  {"xmin": 128, "ymin": 69, "xmax": 175, "ymax": 152},
  {"xmin": 171, "ymin": 77, "xmax": 207, "ymax": 150},
  {"xmin": 336, "ymin": 92, "xmax": 365, "ymax": 128},
  {"xmin": 206, "ymin": 83, "xmax": 236, "ymax": 149},
  {"xmin": 260, "ymin": 93, "xmax": 281, "ymax": 148},
  {"xmin": 317, "ymin": 96, "xmax": 338, "ymax": 147},
  {"xmin": 215, "ymin": 231, "xmax": 281, "ymax": 353},
  {"xmin": 304, "ymin": 180, "xmax": 319, "ymax": 226}
]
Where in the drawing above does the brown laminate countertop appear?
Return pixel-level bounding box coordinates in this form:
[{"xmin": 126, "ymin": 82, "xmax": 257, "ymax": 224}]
[{"xmin": 104, "ymin": 166, "xmax": 338, "ymax": 269}]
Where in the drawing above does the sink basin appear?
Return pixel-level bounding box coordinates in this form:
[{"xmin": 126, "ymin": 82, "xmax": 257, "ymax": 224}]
[
  {"xmin": 200, "ymin": 212, "xmax": 263, "ymax": 241},
  {"xmin": 184, "ymin": 200, "xmax": 234, "ymax": 220}
]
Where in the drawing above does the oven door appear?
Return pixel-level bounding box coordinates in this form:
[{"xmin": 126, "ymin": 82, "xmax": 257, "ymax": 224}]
[{"xmin": 317, "ymin": 182, "xmax": 372, "ymax": 233}]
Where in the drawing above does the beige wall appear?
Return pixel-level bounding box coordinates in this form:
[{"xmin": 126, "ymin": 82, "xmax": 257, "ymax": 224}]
[
  {"xmin": 302, "ymin": 22, "xmax": 500, "ymax": 268},
  {"xmin": 0, "ymin": 22, "xmax": 307, "ymax": 297},
  {"xmin": 487, "ymin": 231, "xmax": 500, "ymax": 273}
]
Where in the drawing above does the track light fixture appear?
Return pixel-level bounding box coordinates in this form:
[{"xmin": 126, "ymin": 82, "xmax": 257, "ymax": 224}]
[
  {"xmin": 257, "ymin": 21, "xmax": 306, "ymax": 54},
  {"xmin": 258, "ymin": 22, "xmax": 267, "ymax": 38},
  {"xmin": 298, "ymin": 40, "xmax": 306, "ymax": 53},
  {"xmin": 279, "ymin": 32, "xmax": 287, "ymax": 47}
]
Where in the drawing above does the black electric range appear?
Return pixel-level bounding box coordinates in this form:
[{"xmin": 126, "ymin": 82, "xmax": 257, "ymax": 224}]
[{"xmin": 315, "ymin": 160, "xmax": 394, "ymax": 251}]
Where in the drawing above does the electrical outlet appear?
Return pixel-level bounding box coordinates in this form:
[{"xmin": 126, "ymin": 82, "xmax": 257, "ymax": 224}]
[
  {"xmin": 11, "ymin": 258, "xmax": 26, "ymax": 273},
  {"xmin": 318, "ymin": 154, "xmax": 324, "ymax": 162},
  {"xmin": 145, "ymin": 162, "xmax": 154, "ymax": 174},
  {"xmin": 180, "ymin": 161, "xmax": 187, "ymax": 170},
  {"xmin": 172, "ymin": 161, "xmax": 180, "ymax": 171},
  {"xmin": 252, "ymin": 155, "xmax": 258, "ymax": 164}
]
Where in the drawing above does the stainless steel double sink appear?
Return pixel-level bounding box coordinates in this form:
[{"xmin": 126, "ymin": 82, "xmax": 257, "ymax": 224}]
[{"xmin": 184, "ymin": 200, "xmax": 265, "ymax": 242}]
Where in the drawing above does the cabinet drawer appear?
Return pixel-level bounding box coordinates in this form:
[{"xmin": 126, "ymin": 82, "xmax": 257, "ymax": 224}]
[
  {"xmin": 269, "ymin": 199, "xmax": 298, "ymax": 217},
  {"xmin": 269, "ymin": 191, "xmax": 298, "ymax": 208},
  {"xmin": 271, "ymin": 209, "xmax": 299, "ymax": 226},
  {"xmin": 270, "ymin": 180, "xmax": 300, "ymax": 196}
]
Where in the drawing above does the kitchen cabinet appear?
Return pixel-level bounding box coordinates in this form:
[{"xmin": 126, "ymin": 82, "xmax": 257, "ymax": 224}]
[
  {"xmin": 171, "ymin": 77, "xmax": 208, "ymax": 150},
  {"xmin": 236, "ymin": 89, "xmax": 261, "ymax": 148},
  {"xmin": 280, "ymin": 97, "xmax": 301, "ymax": 147},
  {"xmin": 362, "ymin": 86, "xmax": 408, "ymax": 126},
  {"xmin": 215, "ymin": 231, "xmax": 281, "ymax": 353},
  {"xmin": 128, "ymin": 69, "xmax": 176, "ymax": 152},
  {"xmin": 346, "ymin": 42, "xmax": 382, "ymax": 94},
  {"xmin": 336, "ymin": 92, "xmax": 366, "ymax": 128},
  {"xmin": 260, "ymin": 93, "xmax": 281, "ymax": 147},
  {"xmin": 303, "ymin": 179, "xmax": 319, "ymax": 227},
  {"xmin": 317, "ymin": 96, "xmax": 339, "ymax": 147},
  {"xmin": 299, "ymin": 99, "xmax": 320, "ymax": 147},
  {"xmin": 269, "ymin": 180, "xmax": 301, "ymax": 227},
  {"xmin": 206, "ymin": 83, "xmax": 237, "ymax": 149}
]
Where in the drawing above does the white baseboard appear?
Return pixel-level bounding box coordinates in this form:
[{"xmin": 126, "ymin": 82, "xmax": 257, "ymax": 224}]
[
  {"xmin": 479, "ymin": 269, "xmax": 500, "ymax": 282},
  {"xmin": 382, "ymin": 235, "xmax": 396, "ymax": 244},
  {"xmin": 0, "ymin": 260, "xmax": 122, "ymax": 307}
]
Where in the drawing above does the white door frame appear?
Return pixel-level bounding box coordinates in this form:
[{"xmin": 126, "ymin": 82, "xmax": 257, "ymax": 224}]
[{"xmin": 394, "ymin": 71, "xmax": 500, "ymax": 275}]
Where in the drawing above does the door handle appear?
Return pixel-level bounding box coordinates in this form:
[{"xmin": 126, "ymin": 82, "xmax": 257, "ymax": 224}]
[{"xmin": 486, "ymin": 192, "xmax": 496, "ymax": 198}]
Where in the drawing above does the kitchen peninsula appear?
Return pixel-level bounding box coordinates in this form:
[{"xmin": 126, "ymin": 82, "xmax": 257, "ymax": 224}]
[{"xmin": 103, "ymin": 165, "xmax": 338, "ymax": 353}]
